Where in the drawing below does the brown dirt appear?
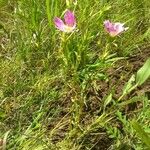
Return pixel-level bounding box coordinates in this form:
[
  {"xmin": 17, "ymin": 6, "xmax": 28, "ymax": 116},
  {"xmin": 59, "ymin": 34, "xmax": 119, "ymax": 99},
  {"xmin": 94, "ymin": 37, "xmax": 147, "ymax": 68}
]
[
  {"xmin": 80, "ymin": 46, "xmax": 150, "ymax": 149},
  {"xmin": 86, "ymin": 46, "xmax": 150, "ymax": 106},
  {"xmin": 45, "ymin": 46, "xmax": 150, "ymax": 149},
  {"xmin": 108, "ymin": 47, "xmax": 150, "ymax": 97}
]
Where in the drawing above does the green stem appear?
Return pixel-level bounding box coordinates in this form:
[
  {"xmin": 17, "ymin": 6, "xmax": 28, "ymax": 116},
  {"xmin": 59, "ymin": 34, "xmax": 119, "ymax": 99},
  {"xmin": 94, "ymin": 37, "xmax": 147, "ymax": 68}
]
[
  {"xmin": 118, "ymin": 84, "xmax": 138, "ymax": 101},
  {"xmin": 61, "ymin": 33, "xmax": 68, "ymax": 66},
  {"xmin": 46, "ymin": 0, "xmax": 51, "ymax": 27}
]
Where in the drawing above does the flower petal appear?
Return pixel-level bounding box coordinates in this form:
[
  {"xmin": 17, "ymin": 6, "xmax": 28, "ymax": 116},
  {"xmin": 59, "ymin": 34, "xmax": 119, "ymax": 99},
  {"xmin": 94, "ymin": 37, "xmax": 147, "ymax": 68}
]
[
  {"xmin": 115, "ymin": 23, "xmax": 124, "ymax": 33},
  {"xmin": 104, "ymin": 20, "xmax": 111, "ymax": 29},
  {"xmin": 104, "ymin": 20, "xmax": 128, "ymax": 37},
  {"xmin": 54, "ymin": 17, "xmax": 65, "ymax": 31},
  {"xmin": 104, "ymin": 20, "xmax": 115, "ymax": 33},
  {"xmin": 63, "ymin": 25, "xmax": 75, "ymax": 33},
  {"xmin": 64, "ymin": 10, "xmax": 76, "ymax": 27}
]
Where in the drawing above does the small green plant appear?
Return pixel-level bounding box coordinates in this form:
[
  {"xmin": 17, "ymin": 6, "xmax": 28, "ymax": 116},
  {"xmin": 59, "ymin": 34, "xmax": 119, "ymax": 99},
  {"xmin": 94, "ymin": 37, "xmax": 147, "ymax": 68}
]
[{"xmin": 0, "ymin": 0, "xmax": 150, "ymax": 149}]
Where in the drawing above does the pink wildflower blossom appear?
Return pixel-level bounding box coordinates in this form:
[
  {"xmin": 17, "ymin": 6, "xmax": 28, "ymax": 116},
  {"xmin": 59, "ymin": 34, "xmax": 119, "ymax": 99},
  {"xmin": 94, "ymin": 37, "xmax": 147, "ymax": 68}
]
[
  {"xmin": 54, "ymin": 10, "xmax": 76, "ymax": 33},
  {"xmin": 104, "ymin": 20, "xmax": 128, "ymax": 37}
]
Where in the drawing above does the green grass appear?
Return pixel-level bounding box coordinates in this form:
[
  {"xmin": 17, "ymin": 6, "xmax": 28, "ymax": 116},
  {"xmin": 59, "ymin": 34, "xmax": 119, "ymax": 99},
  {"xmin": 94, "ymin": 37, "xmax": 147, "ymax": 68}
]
[{"xmin": 0, "ymin": 0, "xmax": 150, "ymax": 149}]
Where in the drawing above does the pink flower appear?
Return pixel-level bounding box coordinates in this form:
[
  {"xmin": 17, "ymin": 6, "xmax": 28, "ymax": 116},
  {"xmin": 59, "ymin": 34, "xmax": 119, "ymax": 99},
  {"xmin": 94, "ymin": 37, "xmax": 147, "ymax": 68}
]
[
  {"xmin": 104, "ymin": 20, "xmax": 128, "ymax": 37},
  {"xmin": 54, "ymin": 10, "xmax": 76, "ymax": 33}
]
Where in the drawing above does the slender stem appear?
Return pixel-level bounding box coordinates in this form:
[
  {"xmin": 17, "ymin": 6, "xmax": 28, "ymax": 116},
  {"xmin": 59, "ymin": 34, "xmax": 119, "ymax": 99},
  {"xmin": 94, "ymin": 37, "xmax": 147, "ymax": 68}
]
[
  {"xmin": 46, "ymin": 0, "xmax": 51, "ymax": 27},
  {"xmin": 118, "ymin": 84, "xmax": 138, "ymax": 101},
  {"xmin": 61, "ymin": 33, "xmax": 68, "ymax": 66}
]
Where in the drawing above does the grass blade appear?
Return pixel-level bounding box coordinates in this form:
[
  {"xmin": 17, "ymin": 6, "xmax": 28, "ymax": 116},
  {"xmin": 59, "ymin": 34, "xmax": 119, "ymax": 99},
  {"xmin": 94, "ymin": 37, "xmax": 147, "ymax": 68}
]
[
  {"xmin": 132, "ymin": 120, "xmax": 150, "ymax": 148},
  {"xmin": 136, "ymin": 58, "xmax": 150, "ymax": 86}
]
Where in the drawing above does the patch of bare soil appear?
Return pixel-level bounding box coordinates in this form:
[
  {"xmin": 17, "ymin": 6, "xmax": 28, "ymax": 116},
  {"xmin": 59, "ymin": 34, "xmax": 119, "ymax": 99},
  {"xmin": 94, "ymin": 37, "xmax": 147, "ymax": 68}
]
[
  {"xmin": 86, "ymin": 46, "xmax": 150, "ymax": 107},
  {"xmin": 81, "ymin": 46, "xmax": 150, "ymax": 149},
  {"xmin": 46, "ymin": 47, "xmax": 150, "ymax": 149},
  {"xmin": 108, "ymin": 47, "xmax": 150, "ymax": 98}
]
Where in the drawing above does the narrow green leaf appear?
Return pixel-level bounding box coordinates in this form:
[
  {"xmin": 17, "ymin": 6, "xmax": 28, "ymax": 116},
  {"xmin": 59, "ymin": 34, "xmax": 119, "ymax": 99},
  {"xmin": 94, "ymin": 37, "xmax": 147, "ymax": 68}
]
[
  {"xmin": 132, "ymin": 120, "xmax": 150, "ymax": 148},
  {"xmin": 122, "ymin": 74, "xmax": 135, "ymax": 95},
  {"xmin": 2, "ymin": 130, "xmax": 10, "ymax": 150},
  {"xmin": 104, "ymin": 93, "xmax": 112, "ymax": 109},
  {"xmin": 46, "ymin": 0, "xmax": 51, "ymax": 27},
  {"xmin": 136, "ymin": 58, "xmax": 150, "ymax": 86}
]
